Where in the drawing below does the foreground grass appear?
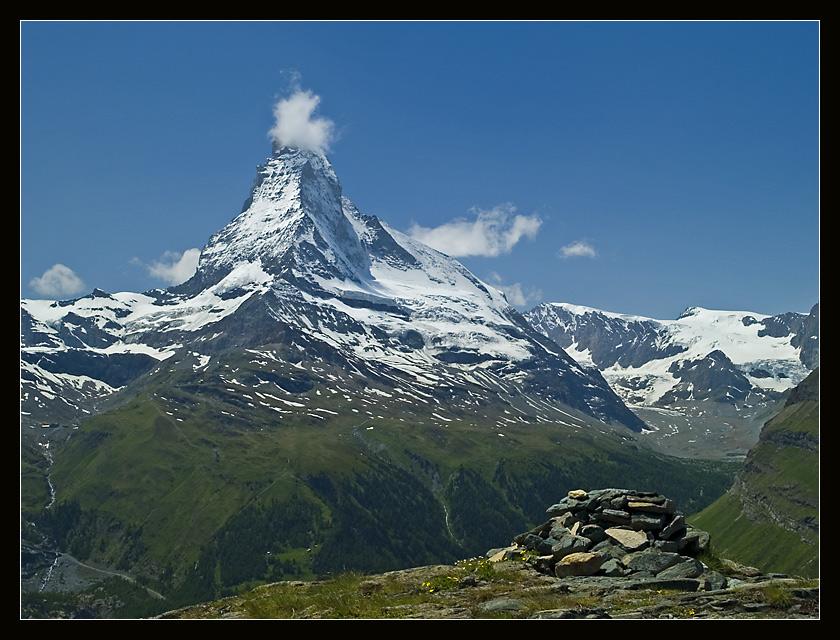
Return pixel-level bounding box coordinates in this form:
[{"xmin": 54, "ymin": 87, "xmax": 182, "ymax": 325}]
[
  {"xmin": 162, "ymin": 558, "xmax": 558, "ymax": 619},
  {"xmin": 157, "ymin": 555, "xmax": 819, "ymax": 620}
]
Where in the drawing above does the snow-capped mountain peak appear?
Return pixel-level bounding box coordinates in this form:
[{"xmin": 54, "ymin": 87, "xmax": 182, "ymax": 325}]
[
  {"xmin": 197, "ymin": 146, "xmax": 370, "ymax": 290},
  {"xmin": 21, "ymin": 143, "xmax": 649, "ymax": 434}
]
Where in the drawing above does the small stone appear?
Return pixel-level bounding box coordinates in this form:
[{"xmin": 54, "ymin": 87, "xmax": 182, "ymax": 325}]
[
  {"xmin": 660, "ymin": 514, "xmax": 686, "ymax": 540},
  {"xmin": 548, "ymin": 522, "xmax": 572, "ymax": 539},
  {"xmin": 579, "ymin": 524, "xmax": 607, "ymax": 544},
  {"xmin": 549, "ymin": 534, "xmax": 591, "ymax": 560},
  {"xmin": 551, "ymin": 512, "xmax": 579, "ymax": 529},
  {"xmin": 605, "ymin": 527, "xmax": 649, "ymax": 550},
  {"xmin": 486, "ymin": 545, "xmax": 520, "ymax": 563},
  {"xmin": 601, "ymin": 558, "xmax": 627, "ymax": 577},
  {"xmin": 630, "ymin": 512, "xmax": 666, "ymax": 531},
  {"xmin": 554, "ymin": 552, "xmax": 603, "ymax": 578},
  {"xmin": 700, "ymin": 570, "xmax": 728, "ymax": 591},
  {"xmin": 591, "ymin": 539, "xmax": 627, "ymax": 560},
  {"xmin": 651, "ymin": 539, "xmax": 679, "ymax": 553},
  {"xmin": 518, "ymin": 533, "xmax": 546, "ymax": 551},
  {"xmin": 657, "ymin": 557, "xmax": 705, "ymax": 579},
  {"xmin": 598, "ymin": 509, "xmax": 632, "ymax": 525},
  {"xmin": 481, "ymin": 597, "xmax": 525, "ymax": 612},
  {"xmin": 623, "ymin": 548, "xmax": 683, "ymax": 574},
  {"xmin": 677, "ymin": 527, "xmax": 710, "ymax": 555},
  {"xmin": 627, "ymin": 499, "xmax": 674, "ymax": 514}
]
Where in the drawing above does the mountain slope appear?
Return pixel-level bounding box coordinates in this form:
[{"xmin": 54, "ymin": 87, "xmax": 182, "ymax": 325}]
[
  {"xmin": 689, "ymin": 368, "xmax": 819, "ymax": 578},
  {"xmin": 524, "ymin": 302, "xmax": 819, "ymax": 458}
]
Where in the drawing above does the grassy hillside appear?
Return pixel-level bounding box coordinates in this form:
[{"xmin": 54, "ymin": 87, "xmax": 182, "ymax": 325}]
[
  {"xmin": 22, "ymin": 347, "xmax": 741, "ymax": 618},
  {"xmin": 689, "ymin": 368, "xmax": 819, "ymax": 578}
]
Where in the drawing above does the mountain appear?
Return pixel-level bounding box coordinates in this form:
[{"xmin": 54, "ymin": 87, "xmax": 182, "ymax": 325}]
[
  {"xmin": 524, "ymin": 302, "xmax": 819, "ymax": 458},
  {"xmin": 21, "ymin": 144, "xmax": 644, "ymax": 436},
  {"xmin": 689, "ymin": 368, "xmax": 819, "ymax": 578},
  {"xmin": 24, "ymin": 142, "xmax": 750, "ymax": 618}
]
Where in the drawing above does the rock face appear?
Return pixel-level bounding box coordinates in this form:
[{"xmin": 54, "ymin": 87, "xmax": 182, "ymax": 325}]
[{"xmin": 491, "ymin": 488, "xmax": 725, "ymax": 589}]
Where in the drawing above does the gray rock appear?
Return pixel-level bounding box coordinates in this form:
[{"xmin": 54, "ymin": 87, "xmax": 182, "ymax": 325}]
[
  {"xmin": 548, "ymin": 512, "xmax": 579, "ymax": 530},
  {"xmin": 598, "ymin": 509, "xmax": 632, "ymax": 525},
  {"xmin": 549, "ymin": 534, "xmax": 591, "ymax": 560},
  {"xmin": 600, "ymin": 558, "xmax": 628, "ymax": 577},
  {"xmin": 481, "ymin": 597, "xmax": 525, "ymax": 612},
  {"xmin": 579, "ymin": 524, "xmax": 608, "ymax": 544},
  {"xmin": 631, "ymin": 512, "xmax": 666, "ymax": 531},
  {"xmin": 700, "ymin": 570, "xmax": 728, "ymax": 591},
  {"xmin": 591, "ymin": 539, "xmax": 628, "ymax": 560},
  {"xmin": 676, "ymin": 527, "xmax": 710, "ymax": 555},
  {"xmin": 627, "ymin": 498, "xmax": 675, "ymax": 514},
  {"xmin": 535, "ymin": 536, "xmax": 562, "ymax": 555},
  {"xmin": 548, "ymin": 522, "xmax": 572, "ymax": 540},
  {"xmin": 651, "ymin": 539, "xmax": 679, "ymax": 553},
  {"xmin": 486, "ymin": 545, "xmax": 524, "ymax": 562},
  {"xmin": 623, "ymin": 548, "xmax": 683, "ymax": 574},
  {"xmin": 546, "ymin": 502, "xmax": 572, "ymax": 517},
  {"xmin": 518, "ymin": 533, "xmax": 545, "ymax": 550},
  {"xmin": 659, "ymin": 514, "xmax": 686, "ymax": 540},
  {"xmin": 657, "ymin": 557, "xmax": 705, "ymax": 579}
]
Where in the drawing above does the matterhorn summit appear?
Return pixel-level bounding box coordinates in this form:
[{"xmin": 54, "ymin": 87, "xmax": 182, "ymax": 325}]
[{"xmin": 195, "ymin": 143, "xmax": 370, "ymax": 291}]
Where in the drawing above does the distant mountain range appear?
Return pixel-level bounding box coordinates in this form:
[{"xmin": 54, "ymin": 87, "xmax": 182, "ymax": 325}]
[{"xmin": 524, "ymin": 302, "xmax": 818, "ymax": 458}]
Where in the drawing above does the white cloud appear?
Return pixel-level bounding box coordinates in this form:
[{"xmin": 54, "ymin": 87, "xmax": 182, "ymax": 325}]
[
  {"xmin": 268, "ymin": 88, "xmax": 336, "ymax": 154},
  {"xmin": 408, "ymin": 204, "xmax": 542, "ymax": 258},
  {"xmin": 137, "ymin": 248, "xmax": 200, "ymax": 285},
  {"xmin": 486, "ymin": 272, "xmax": 542, "ymax": 308},
  {"xmin": 558, "ymin": 240, "xmax": 598, "ymax": 259},
  {"xmin": 29, "ymin": 264, "xmax": 86, "ymax": 298}
]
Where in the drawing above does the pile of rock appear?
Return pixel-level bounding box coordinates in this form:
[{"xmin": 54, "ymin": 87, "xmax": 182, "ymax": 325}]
[{"xmin": 488, "ymin": 488, "xmax": 728, "ymax": 590}]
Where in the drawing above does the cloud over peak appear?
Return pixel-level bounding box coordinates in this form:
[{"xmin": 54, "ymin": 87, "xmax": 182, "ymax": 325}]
[{"xmin": 268, "ymin": 88, "xmax": 336, "ymax": 155}]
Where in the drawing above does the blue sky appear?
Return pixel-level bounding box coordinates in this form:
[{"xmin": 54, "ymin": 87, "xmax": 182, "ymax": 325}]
[{"xmin": 20, "ymin": 20, "xmax": 819, "ymax": 320}]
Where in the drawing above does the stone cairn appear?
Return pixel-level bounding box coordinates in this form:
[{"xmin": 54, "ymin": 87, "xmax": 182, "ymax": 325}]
[{"xmin": 487, "ymin": 488, "xmax": 728, "ymax": 590}]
